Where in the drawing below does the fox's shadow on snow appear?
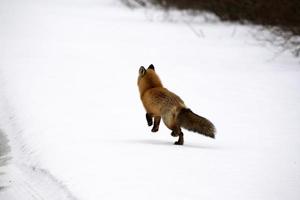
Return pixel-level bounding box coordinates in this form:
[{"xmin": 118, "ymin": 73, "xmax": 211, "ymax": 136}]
[{"xmin": 124, "ymin": 139, "xmax": 221, "ymax": 150}]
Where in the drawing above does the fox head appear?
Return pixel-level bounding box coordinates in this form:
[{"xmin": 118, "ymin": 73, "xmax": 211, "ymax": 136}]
[{"xmin": 137, "ymin": 64, "xmax": 162, "ymax": 96}]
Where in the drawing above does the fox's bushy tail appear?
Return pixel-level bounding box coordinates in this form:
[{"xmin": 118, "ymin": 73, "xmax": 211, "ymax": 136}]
[{"xmin": 177, "ymin": 108, "xmax": 216, "ymax": 138}]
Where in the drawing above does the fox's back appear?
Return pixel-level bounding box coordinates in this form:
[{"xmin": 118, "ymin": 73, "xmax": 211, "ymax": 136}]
[{"xmin": 141, "ymin": 87, "xmax": 185, "ymax": 116}]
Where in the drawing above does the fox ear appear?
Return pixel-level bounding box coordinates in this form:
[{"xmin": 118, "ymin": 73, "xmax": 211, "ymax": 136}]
[
  {"xmin": 148, "ymin": 64, "xmax": 155, "ymax": 70},
  {"xmin": 139, "ymin": 66, "xmax": 146, "ymax": 75}
]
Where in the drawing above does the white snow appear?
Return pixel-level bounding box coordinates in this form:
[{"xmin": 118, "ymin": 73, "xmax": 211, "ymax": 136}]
[{"xmin": 0, "ymin": 0, "xmax": 300, "ymax": 200}]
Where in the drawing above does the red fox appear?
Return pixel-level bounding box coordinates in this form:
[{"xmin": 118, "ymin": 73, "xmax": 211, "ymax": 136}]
[{"xmin": 137, "ymin": 64, "xmax": 216, "ymax": 145}]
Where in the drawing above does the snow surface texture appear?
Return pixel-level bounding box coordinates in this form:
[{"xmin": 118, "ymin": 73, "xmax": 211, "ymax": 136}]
[{"xmin": 0, "ymin": 0, "xmax": 300, "ymax": 199}]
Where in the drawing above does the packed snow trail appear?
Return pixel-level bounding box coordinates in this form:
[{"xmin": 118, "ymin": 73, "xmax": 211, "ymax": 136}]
[
  {"xmin": 0, "ymin": 0, "xmax": 300, "ymax": 200},
  {"xmin": 0, "ymin": 74, "xmax": 78, "ymax": 200}
]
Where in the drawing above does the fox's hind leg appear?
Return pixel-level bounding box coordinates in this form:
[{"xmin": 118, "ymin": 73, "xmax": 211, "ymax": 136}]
[
  {"xmin": 174, "ymin": 132, "xmax": 184, "ymax": 145},
  {"xmin": 171, "ymin": 126, "xmax": 180, "ymax": 137},
  {"xmin": 151, "ymin": 116, "xmax": 161, "ymax": 132},
  {"xmin": 171, "ymin": 127, "xmax": 184, "ymax": 145},
  {"xmin": 146, "ymin": 113, "xmax": 153, "ymax": 126}
]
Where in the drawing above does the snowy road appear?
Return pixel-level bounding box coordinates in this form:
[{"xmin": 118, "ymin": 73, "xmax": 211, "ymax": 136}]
[{"xmin": 0, "ymin": 0, "xmax": 300, "ymax": 200}]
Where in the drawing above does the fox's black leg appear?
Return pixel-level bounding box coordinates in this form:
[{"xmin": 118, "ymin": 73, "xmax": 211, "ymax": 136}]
[
  {"xmin": 171, "ymin": 126, "xmax": 180, "ymax": 137},
  {"xmin": 171, "ymin": 127, "xmax": 184, "ymax": 145},
  {"xmin": 171, "ymin": 131, "xmax": 178, "ymax": 137},
  {"xmin": 151, "ymin": 116, "xmax": 161, "ymax": 132},
  {"xmin": 174, "ymin": 132, "xmax": 184, "ymax": 145},
  {"xmin": 146, "ymin": 113, "xmax": 153, "ymax": 126}
]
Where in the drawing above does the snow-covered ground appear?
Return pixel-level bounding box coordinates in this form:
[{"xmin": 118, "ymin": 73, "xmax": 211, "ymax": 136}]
[{"xmin": 0, "ymin": 0, "xmax": 300, "ymax": 199}]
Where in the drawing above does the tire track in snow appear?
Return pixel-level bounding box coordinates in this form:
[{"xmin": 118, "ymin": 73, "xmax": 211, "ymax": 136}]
[
  {"xmin": 0, "ymin": 129, "xmax": 11, "ymax": 168},
  {"xmin": 0, "ymin": 130, "xmax": 79, "ymax": 200},
  {"xmin": 0, "ymin": 163, "xmax": 79, "ymax": 200}
]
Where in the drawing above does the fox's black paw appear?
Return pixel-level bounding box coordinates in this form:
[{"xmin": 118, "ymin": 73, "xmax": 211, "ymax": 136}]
[
  {"xmin": 174, "ymin": 141, "xmax": 184, "ymax": 145},
  {"xmin": 147, "ymin": 121, "xmax": 153, "ymax": 126},
  {"xmin": 151, "ymin": 127, "xmax": 159, "ymax": 132}
]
